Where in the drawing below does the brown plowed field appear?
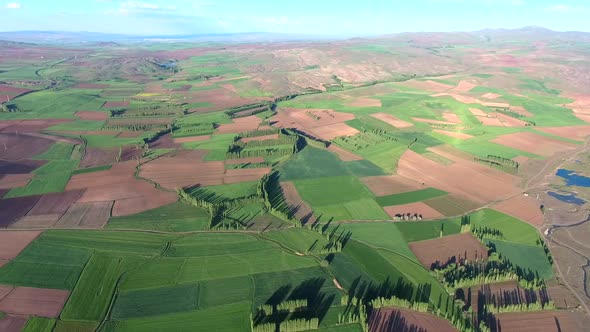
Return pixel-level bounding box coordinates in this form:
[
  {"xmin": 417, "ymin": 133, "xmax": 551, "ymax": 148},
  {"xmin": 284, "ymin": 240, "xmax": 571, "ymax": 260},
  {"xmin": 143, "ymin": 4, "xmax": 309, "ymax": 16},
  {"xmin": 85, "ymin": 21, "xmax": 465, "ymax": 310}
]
[
  {"xmin": 327, "ymin": 144, "xmax": 363, "ymax": 161},
  {"xmin": 383, "ymin": 202, "xmax": 444, "ymax": 220},
  {"xmin": 240, "ymin": 134, "xmax": 279, "ymax": 143},
  {"xmin": 272, "ymin": 108, "xmax": 358, "ymax": 140},
  {"xmin": 482, "ymin": 93, "xmax": 501, "ymax": 99},
  {"xmin": 404, "ymin": 80, "xmax": 454, "ymax": 92},
  {"xmin": 0, "ymin": 286, "xmax": 69, "ymax": 317},
  {"xmin": 442, "ymin": 112, "xmax": 462, "ymax": 123},
  {"xmin": 433, "ymin": 130, "xmax": 473, "ymax": 140},
  {"xmin": 369, "ymin": 307, "xmax": 458, "ymax": 332},
  {"xmin": 0, "ymin": 85, "xmax": 31, "ymax": 94},
  {"xmin": 491, "ymin": 132, "xmax": 576, "ymax": 157},
  {"xmin": 13, "ymin": 214, "xmax": 62, "ymax": 228},
  {"xmin": 452, "ymin": 80, "xmax": 477, "ymax": 93},
  {"xmin": 147, "ymin": 133, "xmax": 180, "ymax": 149},
  {"xmin": 75, "ymin": 111, "xmax": 108, "ymax": 121},
  {"xmin": 225, "ymin": 157, "xmax": 265, "ymax": 165},
  {"xmin": 371, "ymin": 113, "xmax": 414, "ymax": 129},
  {"xmin": 112, "ymin": 193, "xmax": 177, "ymax": 217},
  {"xmin": 361, "ymin": 175, "xmax": 426, "ymax": 196},
  {"xmin": 79, "ymin": 148, "xmax": 118, "ymax": 168},
  {"xmin": 0, "ymin": 315, "xmax": 27, "ymax": 332},
  {"xmin": 411, "ymin": 117, "xmax": 457, "ymax": 126},
  {"xmin": 536, "ymin": 126, "xmax": 590, "ymax": 142},
  {"xmin": 492, "ymin": 112, "xmax": 527, "ymax": 127},
  {"xmin": 0, "ymin": 119, "xmax": 71, "ymax": 134},
  {"xmin": 216, "ymin": 116, "xmax": 263, "ymax": 134},
  {"xmin": 397, "ymin": 149, "xmax": 521, "ymax": 204},
  {"xmin": 102, "ymin": 101, "xmax": 129, "ymax": 108},
  {"xmin": 0, "ymin": 173, "xmax": 32, "ymax": 189},
  {"xmin": 547, "ymin": 284, "xmax": 579, "ymax": 309},
  {"xmin": 432, "ymin": 93, "xmax": 481, "ymax": 104},
  {"xmin": 456, "ymin": 281, "xmax": 548, "ymax": 313},
  {"xmin": 409, "ymin": 233, "xmax": 488, "ymax": 269},
  {"xmin": 173, "ymin": 135, "xmax": 211, "ymax": 144},
  {"xmin": 476, "ymin": 115, "xmax": 505, "ymax": 126},
  {"xmin": 0, "ymin": 196, "xmax": 41, "ymax": 227},
  {"xmin": 0, "ymin": 160, "xmax": 46, "ymax": 174},
  {"xmin": 494, "ymin": 311, "xmax": 586, "ymax": 332},
  {"xmin": 492, "ymin": 195, "xmax": 544, "ymax": 226},
  {"xmin": 55, "ymin": 201, "xmax": 113, "ymax": 228},
  {"xmin": 469, "ymin": 108, "xmax": 488, "ymax": 116},
  {"xmin": 0, "ymin": 231, "xmax": 42, "ymax": 261},
  {"xmin": 481, "ymin": 102, "xmax": 510, "ymax": 109},
  {"xmin": 280, "ymin": 182, "xmax": 316, "ymax": 224},
  {"xmin": 27, "ymin": 190, "xmax": 85, "ymax": 216},
  {"xmin": 0, "ymin": 133, "xmax": 54, "ymax": 161},
  {"xmin": 140, "ymin": 156, "xmax": 225, "ymax": 188},
  {"xmin": 223, "ymin": 168, "xmax": 271, "ymax": 184},
  {"xmin": 346, "ymin": 97, "xmax": 382, "ymax": 107},
  {"xmin": 117, "ymin": 131, "xmax": 144, "ymax": 138}
]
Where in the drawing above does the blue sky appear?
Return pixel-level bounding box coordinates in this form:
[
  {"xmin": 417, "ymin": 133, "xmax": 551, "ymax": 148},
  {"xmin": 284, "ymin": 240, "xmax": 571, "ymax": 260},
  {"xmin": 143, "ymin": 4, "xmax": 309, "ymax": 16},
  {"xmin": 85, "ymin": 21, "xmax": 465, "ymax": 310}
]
[{"xmin": 0, "ymin": 0, "xmax": 588, "ymax": 35}]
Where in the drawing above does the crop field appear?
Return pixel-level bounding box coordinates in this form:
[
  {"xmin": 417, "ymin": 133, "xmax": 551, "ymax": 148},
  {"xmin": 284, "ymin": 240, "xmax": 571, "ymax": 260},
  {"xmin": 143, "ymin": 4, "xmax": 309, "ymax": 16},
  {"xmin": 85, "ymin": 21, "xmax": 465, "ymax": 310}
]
[{"xmin": 1, "ymin": 28, "xmax": 589, "ymax": 332}]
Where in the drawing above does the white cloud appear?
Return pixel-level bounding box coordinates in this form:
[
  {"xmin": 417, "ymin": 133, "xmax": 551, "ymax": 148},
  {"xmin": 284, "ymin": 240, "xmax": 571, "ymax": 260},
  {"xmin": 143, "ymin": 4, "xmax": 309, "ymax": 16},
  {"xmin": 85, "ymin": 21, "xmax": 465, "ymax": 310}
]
[{"xmin": 6, "ymin": 2, "xmax": 21, "ymax": 9}]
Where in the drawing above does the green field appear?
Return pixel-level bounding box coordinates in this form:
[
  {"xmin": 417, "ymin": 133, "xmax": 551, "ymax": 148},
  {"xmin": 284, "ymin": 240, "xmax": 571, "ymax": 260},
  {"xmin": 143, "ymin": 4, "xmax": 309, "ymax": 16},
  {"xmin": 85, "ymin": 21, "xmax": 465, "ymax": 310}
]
[{"xmin": 375, "ymin": 188, "xmax": 448, "ymax": 207}]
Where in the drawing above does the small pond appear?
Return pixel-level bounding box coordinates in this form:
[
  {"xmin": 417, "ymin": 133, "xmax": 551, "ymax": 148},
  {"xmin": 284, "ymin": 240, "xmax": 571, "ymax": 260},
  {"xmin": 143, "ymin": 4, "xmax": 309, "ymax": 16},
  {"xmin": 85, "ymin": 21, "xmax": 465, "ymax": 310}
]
[
  {"xmin": 548, "ymin": 191, "xmax": 586, "ymax": 205},
  {"xmin": 556, "ymin": 169, "xmax": 590, "ymax": 187}
]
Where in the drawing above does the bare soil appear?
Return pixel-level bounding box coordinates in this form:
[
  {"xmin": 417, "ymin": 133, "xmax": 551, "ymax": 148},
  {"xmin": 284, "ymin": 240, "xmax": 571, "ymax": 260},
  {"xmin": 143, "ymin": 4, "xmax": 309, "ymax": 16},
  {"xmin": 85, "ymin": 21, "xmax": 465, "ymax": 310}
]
[
  {"xmin": 55, "ymin": 201, "xmax": 113, "ymax": 228},
  {"xmin": 280, "ymin": 181, "xmax": 316, "ymax": 224},
  {"xmin": 371, "ymin": 113, "xmax": 414, "ymax": 129},
  {"xmin": 494, "ymin": 310, "xmax": 588, "ymax": 332},
  {"xmin": 361, "ymin": 175, "xmax": 426, "ymax": 196},
  {"xmin": 409, "ymin": 233, "xmax": 488, "ymax": 269},
  {"xmin": 537, "ymin": 126, "xmax": 590, "ymax": 142},
  {"xmin": 0, "ymin": 315, "xmax": 27, "ymax": 332},
  {"xmin": 492, "ymin": 132, "xmax": 577, "ymax": 157},
  {"xmin": 75, "ymin": 111, "xmax": 108, "ymax": 121},
  {"xmin": 0, "ymin": 231, "xmax": 42, "ymax": 260},
  {"xmin": 383, "ymin": 202, "xmax": 444, "ymax": 220},
  {"xmin": 0, "ymin": 173, "xmax": 33, "ymax": 189},
  {"xmin": 492, "ymin": 194, "xmax": 544, "ymax": 226},
  {"xmin": 0, "ymin": 286, "xmax": 70, "ymax": 317},
  {"xmin": 0, "ymin": 196, "xmax": 42, "ymax": 227},
  {"xmin": 346, "ymin": 97, "xmax": 382, "ymax": 108},
  {"xmin": 172, "ymin": 135, "xmax": 211, "ymax": 144},
  {"xmin": 433, "ymin": 129, "xmax": 473, "ymax": 140},
  {"xmin": 327, "ymin": 144, "xmax": 363, "ymax": 161},
  {"xmin": 369, "ymin": 307, "xmax": 458, "ymax": 332}
]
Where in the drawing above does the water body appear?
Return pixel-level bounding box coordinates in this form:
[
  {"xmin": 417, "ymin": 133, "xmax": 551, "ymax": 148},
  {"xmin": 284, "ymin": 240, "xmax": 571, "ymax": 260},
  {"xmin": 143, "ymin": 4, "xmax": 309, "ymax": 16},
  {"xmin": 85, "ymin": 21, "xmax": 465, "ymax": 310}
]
[
  {"xmin": 556, "ymin": 169, "xmax": 590, "ymax": 187},
  {"xmin": 158, "ymin": 62, "xmax": 177, "ymax": 69},
  {"xmin": 548, "ymin": 191, "xmax": 586, "ymax": 205}
]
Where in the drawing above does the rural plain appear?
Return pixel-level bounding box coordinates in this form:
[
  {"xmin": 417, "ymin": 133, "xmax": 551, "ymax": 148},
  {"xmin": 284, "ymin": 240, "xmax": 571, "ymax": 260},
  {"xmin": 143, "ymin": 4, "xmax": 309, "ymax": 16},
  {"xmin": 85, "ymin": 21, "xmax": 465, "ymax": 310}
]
[{"xmin": 0, "ymin": 27, "xmax": 590, "ymax": 332}]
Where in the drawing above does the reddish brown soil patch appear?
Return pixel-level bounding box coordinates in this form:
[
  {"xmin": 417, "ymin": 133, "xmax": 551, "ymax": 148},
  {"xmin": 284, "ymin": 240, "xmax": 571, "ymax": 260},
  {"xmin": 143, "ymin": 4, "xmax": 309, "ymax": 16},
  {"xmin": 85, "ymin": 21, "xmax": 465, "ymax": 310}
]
[
  {"xmin": 456, "ymin": 281, "xmax": 549, "ymax": 313},
  {"xmin": 216, "ymin": 116, "xmax": 263, "ymax": 134},
  {"xmin": 547, "ymin": 284, "xmax": 579, "ymax": 309},
  {"xmin": 512, "ymin": 155, "xmax": 529, "ymax": 165},
  {"xmin": 280, "ymin": 182, "xmax": 316, "ymax": 224},
  {"xmin": 0, "ymin": 231, "xmax": 42, "ymax": 261},
  {"xmin": 79, "ymin": 148, "xmax": 118, "ymax": 168},
  {"xmin": 424, "ymin": 194, "xmax": 480, "ymax": 217},
  {"xmin": 147, "ymin": 133, "xmax": 179, "ymax": 150},
  {"xmin": 492, "ymin": 112, "xmax": 527, "ymax": 127},
  {"xmin": 433, "ymin": 129, "xmax": 473, "ymax": 140},
  {"xmin": 409, "ymin": 233, "xmax": 488, "ymax": 269},
  {"xmin": 27, "ymin": 190, "xmax": 85, "ymax": 217},
  {"xmin": 223, "ymin": 168, "xmax": 271, "ymax": 184},
  {"xmin": 0, "ymin": 196, "xmax": 41, "ymax": 227},
  {"xmin": 13, "ymin": 215, "xmax": 62, "ymax": 228},
  {"xmin": 432, "ymin": 93, "xmax": 481, "ymax": 104},
  {"xmin": 67, "ymin": 161, "xmax": 177, "ymax": 216},
  {"xmin": 481, "ymin": 102, "xmax": 510, "ymax": 109},
  {"xmin": 482, "ymin": 93, "xmax": 501, "ymax": 99},
  {"xmin": 75, "ymin": 111, "xmax": 108, "ymax": 121},
  {"xmin": 0, "ymin": 315, "xmax": 27, "ymax": 332},
  {"xmin": 494, "ymin": 311, "xmax": 584, "ymax": 332},
  {"xmin": 73, "ymin": 83, "xmax": 109, "ymax": 89},
  {"xmin": 327, "ymin": 144, "xmax": 363, "ymax": 161},
  {"xmin": 397, "ymin": 147, "xmax": 521, "ymax": 204},
  {"xmin": 469, "ymin": 108, "xmax": 487, "ymax": 116},
  {"xmin": 55, "ymin": 201, "xmax": 113, "ymax": 227},
  {"xmin": 371, "ymin": 113, "xmax": 414, "ymax": 129},
  {"xmin": 0, "ymin": 173, "xmax": 32, "ymax": 189},
  {"xmin": 476, "ymin": 115, "xmax": 504, "ymax": 126},
  {"xmin": 411, "ymin": 117, "xmax": 457, "ymax": 126},
  {"xmin": 0, "ymin": 85, "xmax": 31, "ymax": 94},
  {"xmin": 346, "ymin": 97, "xmax": 382, "ymax": 108},
  {"xmin": 0, "ymin": 286, "xmax": 69, "ymax": 317},
  {"xmin": 369, "ymin": 307, "xmax": 458, "ymax": 332},
  {"xmin": 383, "ymin": 202, "xmax": 444, "ymax": 220},
  {"xmin": 272, "ymin": 108, "xmax": 358, "ymax": 140},
  {"xmin": 240, "ymin": 134, "xmax": 280, "ymax": 143},
  {"xmin": 510, "ymin": 106, "xmax": 533, "ymax": 117},
  {"xmin": 112, "ymin": 194, "xmax": 178, "ymax": 217},
  {"xmin": 491, "ymin": 132, "xmax": 576, "ymax": 157},
  {"xmin": 452, "ymin": 80, "xmax": 477, "ymax": 93},
  {"xmin": 0, "ymin": 133, "xmax": 54, "ymax": 161},
  {"xmin": 225, "ymin": 157, "xmax": 265, "ymax": 165},
  {"xmin": 140, "ymin": 150, "xmax": 225, "ymax": 188},
  {"xmin": 0, "ymin": 160, "xmax": 46, "ymax": 174},
  {"xmin": 361, "ymin": 175, "xmax": 426, "ymax": 197},
  {"xmin": 492, "ymin": 195, "xmax": 544, "ymax": 226},
  {"xmin": 173, "ymin": 135, "xmax": 211, "ymax": 144},
  {"xmin": 0, "ymin": 119, "xmax": 71, "ymax": 134},
  {"xmin": 442, "ymin": 112, "xmax": 462, "ymax": 124},
  {"xmin": 536, "ymin": 126, "xmax": 590, "ymax": 142},
  {"xmin": 102, "ymin": 101, "xmax": 129, "ymax": 108},
  {"xmin": 117, "ymin": 131, "xmax": 144, "ymax": 138},
  {"xmin": 405, "ymin": 80, "xmax": 454, "ymax": 93}
]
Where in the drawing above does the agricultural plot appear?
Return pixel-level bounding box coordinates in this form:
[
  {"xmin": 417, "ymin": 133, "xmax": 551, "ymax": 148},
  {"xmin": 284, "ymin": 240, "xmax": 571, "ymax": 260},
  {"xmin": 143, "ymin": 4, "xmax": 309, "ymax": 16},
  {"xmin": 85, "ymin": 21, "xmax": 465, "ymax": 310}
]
[{"xmin": 409, "ymin": 233, "xmax": 489, "ymax": 269}]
